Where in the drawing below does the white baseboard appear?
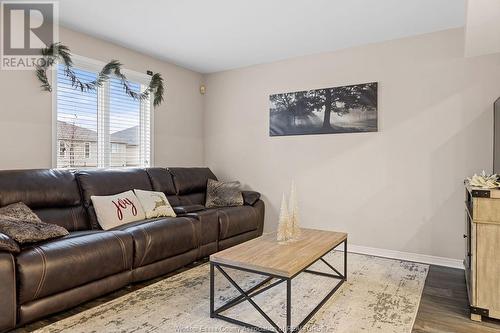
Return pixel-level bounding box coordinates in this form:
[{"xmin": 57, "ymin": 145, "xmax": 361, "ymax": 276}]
[{"xmin": 341, "ymin": 244, "xmax": 464, "ymax": 269}]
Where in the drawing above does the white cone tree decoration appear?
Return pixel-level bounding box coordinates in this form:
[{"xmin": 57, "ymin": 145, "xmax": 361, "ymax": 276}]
[
  {"xmin": 277, "ymin": 193, "xmax": 291, "ymax": 242},
  {"xmin": 288, "ymin": 180, "xmax": 301, "ymax": 240}
]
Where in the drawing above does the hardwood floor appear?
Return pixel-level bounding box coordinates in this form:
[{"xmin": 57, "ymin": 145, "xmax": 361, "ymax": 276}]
[
  {"xmin": 14, "ymin": 262, "xmax": 500, "ymax": 332},
  {"xmin": 413, "ymin": 265, "xmax": 500, "ymax": 333}
]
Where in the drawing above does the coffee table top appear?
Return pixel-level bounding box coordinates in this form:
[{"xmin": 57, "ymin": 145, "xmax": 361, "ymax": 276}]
[{"xmin": 210, "ymin": 228, "xmax": 347, "ymax": 278}]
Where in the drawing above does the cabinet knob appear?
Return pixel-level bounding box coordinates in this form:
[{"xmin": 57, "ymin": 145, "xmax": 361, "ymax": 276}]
[{"xmin": 463, "ymin": 234, "xmax": 468, "ymax": 238}]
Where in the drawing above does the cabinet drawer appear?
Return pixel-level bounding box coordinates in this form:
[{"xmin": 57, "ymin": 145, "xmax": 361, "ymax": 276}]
[{"xmin": 474, "ymin": 198, "xmax": 500, "ymax": 223}]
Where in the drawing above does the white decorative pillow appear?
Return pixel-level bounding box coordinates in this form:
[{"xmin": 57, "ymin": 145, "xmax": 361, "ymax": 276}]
[
  {"xmin": 91, "ymin": 190, "xmax": 146, "ymax": 230},
  {"xmin": 134, "ymin": 189, "xmax": 176, "ymax": 219}
]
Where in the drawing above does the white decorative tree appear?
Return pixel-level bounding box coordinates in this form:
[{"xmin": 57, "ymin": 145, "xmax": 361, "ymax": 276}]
[
  {"xmin": 288, "ymin": 180, "xmax": 301, "ymax": 240},
  {"xmin": 277, "ymin": 193, "xmax": 291, "ymax": 243}
]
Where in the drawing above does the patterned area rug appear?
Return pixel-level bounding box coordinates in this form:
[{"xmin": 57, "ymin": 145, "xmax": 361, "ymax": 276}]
[{"xmin": 35, "ymin": 252, "xmax": 428, "ymax": 333}]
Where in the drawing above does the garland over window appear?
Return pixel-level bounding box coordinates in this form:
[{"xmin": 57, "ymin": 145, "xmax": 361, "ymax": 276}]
[{"xmin": 35, "ymin": 43, "xmax": 165, "ymax": 107}]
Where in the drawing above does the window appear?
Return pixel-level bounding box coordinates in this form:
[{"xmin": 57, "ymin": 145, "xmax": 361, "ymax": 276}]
[
  {"xmin": 111, "ymin": 143, "xmax": 120, "ymax": 153},
  {"xmin": 55, "ymin": 57, "xmax": 152, "ymax": 169},
  {"xmin": 84, "ymin": 142, "xmax": 90, "ymax": 158},
  {"xmin": 59, "ymin": 141, "xmax": 66, "ymax": 157}
]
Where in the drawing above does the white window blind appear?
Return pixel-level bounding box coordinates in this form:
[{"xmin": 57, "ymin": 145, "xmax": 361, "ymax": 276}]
[{"xmin": 55, "ymin": 58, "xmax": 152, "ymax": 169}]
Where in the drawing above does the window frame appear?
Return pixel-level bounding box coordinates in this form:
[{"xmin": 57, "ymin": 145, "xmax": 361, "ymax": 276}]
[{"xmin": 51, "ymin": 54, "xmax": 155, "ymax": 169}]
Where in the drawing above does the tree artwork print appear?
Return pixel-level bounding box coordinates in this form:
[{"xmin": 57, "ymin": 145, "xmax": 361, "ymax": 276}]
[{"xmin": 269, "ymin": 82, "xmax": 377, "ymax": 136}]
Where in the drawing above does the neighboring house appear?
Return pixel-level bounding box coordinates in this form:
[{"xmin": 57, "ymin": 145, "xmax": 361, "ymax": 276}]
[
  {"xmin": 110, "ymin": 126, "xmax": 141, "ymax": 167},
  {"xmin": 57, "ymin": 121, "xmax": 139, "ymax": 168}
]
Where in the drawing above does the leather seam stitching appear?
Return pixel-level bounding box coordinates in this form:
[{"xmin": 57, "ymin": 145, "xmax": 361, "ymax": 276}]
[
  {"xmin": 138, "ymin": 228, "xmax": 152, "ymax": 267},
  {"xmin": 32, "ymin": 247, "xmax": 47, "ymax": 301},
  {"xmin": 191, "ymin": 216, "xmax": 202, "ymax": 257},
  {"xmin": 110, "ymin": 233, "xmax": 128, "ymax": 270},
  {"xmin": 215, "ymin": 210, "xmax": 220, "ymax": 250},
  {"xmin": 70, "ymin": 206, "xmax": 77, "ymax": 231},
  {"xmin": 182, "ymin": 217, "xmax": 199, "ymax": 253},
  {"xmin": 250, "ymin": 206, "xmax": 259, "ymax": 234},
  {"xmin": 9, "ymin": 254, "xmax": 16, "ymax": 326},
  {"xmin": 219, "ymin": 210, "xmax": 230, "ymax": 239}
]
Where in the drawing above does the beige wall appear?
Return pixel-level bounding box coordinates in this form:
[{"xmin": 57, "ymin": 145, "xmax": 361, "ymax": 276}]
[
  {"xmin": 204, "ymin": 28, "xmax": 500, "ymax": 259},
  {"xmin": 0, "ymin": 26, "xmax": 204, "ymax": 169},
  {"xmin": 2, "ymin": 24, "xmax": 500, "ymax": 260},
  {"xmin": 465, "ymin": 0, "xmax": 500, "ymax": 57}
]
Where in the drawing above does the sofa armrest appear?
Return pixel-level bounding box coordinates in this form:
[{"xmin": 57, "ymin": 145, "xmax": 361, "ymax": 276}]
[
  {"xmin": 242, "ymin": 191, "xmax": 261, "ymax": 206},
  {"xmin": 173, "ymin": 204, "xmax": 205, "ymax": 215},
  {"xmin": 0, "ymin": 252, "xmax": 16, "ymax": 332},
  {"xmin": 0, "ymin": 233, "xmax": 20, "ymax": 254}
]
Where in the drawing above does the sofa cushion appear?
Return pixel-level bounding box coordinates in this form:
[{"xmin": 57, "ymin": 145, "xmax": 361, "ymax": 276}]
[
  {"xmin": 145, "ymin": 168, "xmax": 176, "ymax": 195},
  {"xmin": 77, "ymin": 169, "xmax": 153, "ymax": 206},
  {"xmin": 176, "ymin": 193, "xmax": 207, "ymax": 206},
  {"xmin": 218, "ymin": 206, "xmax": 259, "ymax": 240},
  {"xmin": 34, "ymin": 206, "xmax": 89, "ymax": 232},
  {"xmin": 0, "ymin": 169, "xmax": 89, "ymax": 231},
  {"xmin": 169, "ymin": 167, "xmax": 217, "ymax": 195},
  {"xmin": 111, "ymin": 217, "xmax": 198, "ymax": 268},
  {"xmin": 0, "ymin": 170, "xmax": 81, "ymax": 208},
  {"xmin": 16, "ymin": 230, "xmax": 133, "ymax": 304},
  {"xmin": 173, "ymin": 205, "xmax": 205, "ymax": 215},
  {"xmin": 76, "ymin": 169, "xmax": 153, "ymax": 229},
  {"xmin": 0, "ymin": 252, "xmax": 16, "ymax": 332},
  {"xmin": 186, "ymin": 209, "xmax": 219, "ymax": 246}
]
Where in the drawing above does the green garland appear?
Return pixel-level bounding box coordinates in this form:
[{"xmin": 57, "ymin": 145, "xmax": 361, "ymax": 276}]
[{"xmin": 35, "ymin": 43, "xmax": 164, "ymax": 107}]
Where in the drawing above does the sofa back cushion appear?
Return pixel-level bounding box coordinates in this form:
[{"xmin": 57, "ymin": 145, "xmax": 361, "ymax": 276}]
[
  {"xmin": 145, "ymin": 168, "xmax": 176, "ymax": 194},
  {"xmin": 76, "ymin": 168, "xmax": 153, "ymax": 229},
  {"xmin": 0, "ymin": 169, "xmax": 89, "ymax": 231},
  {"xmin": 145, "ymin": 167, "xmax": 180, "ymax": 205},
  {"xmin": 168, "ymin": 167, "xmax": 217, "ymax": 205}
]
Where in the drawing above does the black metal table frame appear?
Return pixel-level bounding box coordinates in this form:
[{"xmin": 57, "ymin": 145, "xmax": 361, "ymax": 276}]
[{"xmin": 210, "ymin": 238, "xmax": 347, "ymax": 333}]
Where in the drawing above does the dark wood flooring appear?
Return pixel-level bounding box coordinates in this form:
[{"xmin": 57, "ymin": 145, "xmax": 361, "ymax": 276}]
[
  {"xmin": 413, "ymin": 265, "xmax": 500, "ymax": 333},
  {"xmin": 14, "ymin": 262, "xmax": 500, "ymax": 332}
]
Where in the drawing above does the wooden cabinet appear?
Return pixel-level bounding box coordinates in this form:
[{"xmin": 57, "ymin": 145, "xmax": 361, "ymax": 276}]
[{"xmin": 465, "ymin": 185, "xmax": 500, "ymax": 321}]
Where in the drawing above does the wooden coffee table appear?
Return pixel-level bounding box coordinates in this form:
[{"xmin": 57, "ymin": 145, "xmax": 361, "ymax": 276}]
[{"xmin": 209, "ymin": 228, "xmax": 347, "ymax": 333}]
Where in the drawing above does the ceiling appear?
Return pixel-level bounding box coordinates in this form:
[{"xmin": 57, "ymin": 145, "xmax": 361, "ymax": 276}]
[{"xmin": 59, "ymin": 0, "xmax": 466, "ymax": 74}]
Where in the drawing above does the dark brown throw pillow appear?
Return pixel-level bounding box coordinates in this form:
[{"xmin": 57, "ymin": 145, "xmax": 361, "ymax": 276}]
[
  {"xmin": 0, "ymin": 202, "xmax": 68, "ymax": 244},
  {"xmin": 205, "ymin": 179, "xmax": 244, "ymax": 208},
  {"xmin": 0, "ymin": 232, "xmax": 20, "ymax": 253}
]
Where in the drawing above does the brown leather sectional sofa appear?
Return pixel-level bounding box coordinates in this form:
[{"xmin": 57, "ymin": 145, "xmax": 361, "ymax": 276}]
[{"xmin": 0, "ymin": 167, "xmax": 265, "ymax": 332}]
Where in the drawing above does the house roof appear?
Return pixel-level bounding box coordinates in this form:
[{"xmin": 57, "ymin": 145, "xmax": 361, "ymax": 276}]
[
  {"xmin": 111, "ymin": 126, "xmax": 139, "ymax": 145},
  {"xmin": 57, "ymin": 120, "xmax": 97, "ymax": 142},
  {"xmin": 57, "ymin": 121, "xmax": 138, "ymax": 145}
]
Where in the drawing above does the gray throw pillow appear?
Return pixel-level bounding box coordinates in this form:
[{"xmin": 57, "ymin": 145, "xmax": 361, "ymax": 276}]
[
  {"xmin": 205, "ymin": 179, "xmax": 244, "ymax": 208},
  {"xmin": 0, "ymin": 202, "xmax": 42, "ymax": 223},
  {"xmin": 0, "ymin": 202, "xmax": 68, "ymax": 244}
]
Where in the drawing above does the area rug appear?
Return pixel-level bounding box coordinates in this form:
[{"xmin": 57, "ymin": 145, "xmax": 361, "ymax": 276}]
[{"xmin": 35, "ymin": 252, "xmax": 428, "ymax": 333}]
